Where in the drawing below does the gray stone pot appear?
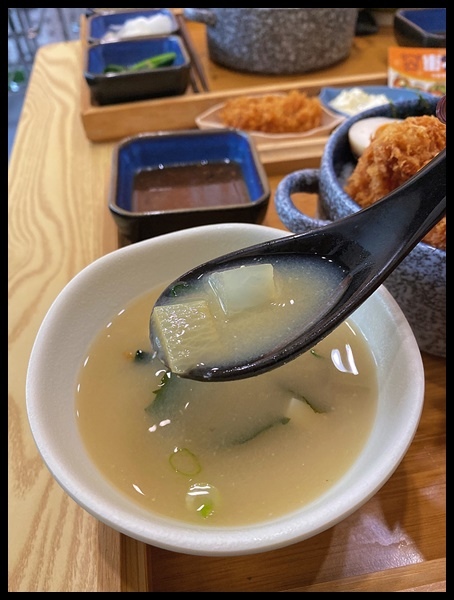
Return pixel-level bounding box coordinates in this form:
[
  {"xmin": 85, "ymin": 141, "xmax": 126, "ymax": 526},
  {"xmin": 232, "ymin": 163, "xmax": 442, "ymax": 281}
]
[{"xmin": 183, "ymin": 8, "xmax": 359, "ymax": 75}]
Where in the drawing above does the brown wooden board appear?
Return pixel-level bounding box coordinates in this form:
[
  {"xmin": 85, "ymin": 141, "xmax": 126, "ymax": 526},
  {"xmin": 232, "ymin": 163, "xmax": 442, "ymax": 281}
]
[{"xmin": 79, "ymin": 13, "xmax": 388, "ymax": 170}]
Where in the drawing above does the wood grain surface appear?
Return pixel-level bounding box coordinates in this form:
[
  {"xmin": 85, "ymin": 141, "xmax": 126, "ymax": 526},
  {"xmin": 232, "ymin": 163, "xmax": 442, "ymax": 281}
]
[{"xmin": 8, "ymin": 17, "xmax": 445, "ymax": 592}]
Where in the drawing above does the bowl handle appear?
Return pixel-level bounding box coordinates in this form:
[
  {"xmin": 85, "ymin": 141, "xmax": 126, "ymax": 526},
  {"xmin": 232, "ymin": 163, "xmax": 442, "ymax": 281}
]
[
  {"xmin": 183, "ymin": 8, "xmax": 217, "ymax": 26},
  {"xmin": 274, "ymin": 169, "xmax": 332, "ymax": 233}
]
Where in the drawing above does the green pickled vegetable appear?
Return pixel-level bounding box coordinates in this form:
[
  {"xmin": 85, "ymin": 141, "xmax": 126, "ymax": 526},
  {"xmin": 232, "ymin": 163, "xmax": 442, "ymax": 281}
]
[
  {"xmin": 130, "ymin": 52, "xmax": 177, "ymax": 70},
  {"xmin": 103, "ymin": 64, "xmax": 124, "ymax": 73},
  {"xmin": 103, "ymin": 51, "xmax": 177, "ymax": 74}
]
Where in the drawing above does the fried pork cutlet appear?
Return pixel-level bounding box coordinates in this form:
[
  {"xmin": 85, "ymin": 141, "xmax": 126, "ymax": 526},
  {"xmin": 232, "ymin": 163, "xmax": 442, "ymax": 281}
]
[
  {"xmin": 220, "ymin": 91, "xmax": 323, "ymax": 134},
  {"xmin": 344, "ymin": 115, "xmax": 446, "ymax": 249}
]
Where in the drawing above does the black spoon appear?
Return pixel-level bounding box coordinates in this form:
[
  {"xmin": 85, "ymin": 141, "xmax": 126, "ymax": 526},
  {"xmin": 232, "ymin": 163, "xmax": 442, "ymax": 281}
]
[{"xmin": 150, "ymin": 147, "xmax": 445, "ymax": 382}]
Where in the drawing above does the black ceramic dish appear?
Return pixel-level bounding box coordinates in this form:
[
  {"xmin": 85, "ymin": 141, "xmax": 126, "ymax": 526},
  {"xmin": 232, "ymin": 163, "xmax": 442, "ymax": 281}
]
[
  {"xmin": 394, "ymin": 8, "xmax": 446, "ymax": 48},
  {"xmin": 86, "ymin": 8, "xmax": 179, "ymax": 44},
  {"xmin": 84, "ymin": 35, "xmax": 190, "ymax": 105},
  {"xmin": 109, "ymin": 130, "xmax": 271, "ymax": 244}
]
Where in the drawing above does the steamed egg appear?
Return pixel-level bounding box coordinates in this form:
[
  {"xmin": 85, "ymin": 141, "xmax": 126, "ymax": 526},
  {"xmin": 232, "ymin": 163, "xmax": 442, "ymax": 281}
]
[{"xmin": 348, "ymin": 117, "xmax": 402, "ymax": 157}]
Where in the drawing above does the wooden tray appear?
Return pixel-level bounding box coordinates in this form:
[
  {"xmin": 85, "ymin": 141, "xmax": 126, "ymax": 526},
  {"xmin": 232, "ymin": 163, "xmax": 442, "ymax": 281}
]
[
  {"xmin": 79, "ymin": 13, "xmax": 388, "ymax": 169},
  {"xmin": 9, "ymin": 32, "xmax": 445, "ymax": 591}
]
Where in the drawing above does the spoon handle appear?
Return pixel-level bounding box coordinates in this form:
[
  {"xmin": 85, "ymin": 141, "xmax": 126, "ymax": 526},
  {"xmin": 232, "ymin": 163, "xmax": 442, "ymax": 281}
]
[
  {"xmin": 276, "ymin": 148, "xmax": 446, "ymax": 330},
  {"xmin": 152, "ymin": 147, "xmax": 445, "ymax": 382},
  {"xmin": 251, "ymin": 147, "xmax": 445, "ymax": 279},
  {"xmin": 315, "ymin": 147, "xmax": 446, "ymax": 273}
]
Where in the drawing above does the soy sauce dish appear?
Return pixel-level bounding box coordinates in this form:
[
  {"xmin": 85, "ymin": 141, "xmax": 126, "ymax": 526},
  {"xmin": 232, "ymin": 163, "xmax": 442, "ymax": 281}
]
[
  {"xmin": 26, "ymin": 223, "xmax": 424, "ymax": 557},
  {"xmin": 109, "ymin": 130, "xmax": 270, "ymax": 244}
]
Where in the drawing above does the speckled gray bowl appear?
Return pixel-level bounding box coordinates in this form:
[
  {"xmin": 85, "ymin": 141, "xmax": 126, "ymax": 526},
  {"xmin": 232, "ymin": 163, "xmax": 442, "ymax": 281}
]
[
  {"xmin": 275, "ymin": 97, "xmax": 446, "ymax": 357},
  {"xmin": 183, "ymin": 8, "xmax": 359, "ymax": 75}
]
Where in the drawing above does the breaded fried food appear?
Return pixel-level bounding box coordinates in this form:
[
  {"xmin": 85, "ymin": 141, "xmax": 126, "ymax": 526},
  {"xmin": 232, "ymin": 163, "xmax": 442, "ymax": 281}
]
[
  {"xmin": 220, "ymin": 90, "xmax": 323, "ymax": 134},
  {"xmin": 344, "ymin": 115, "xmax": 446, "ymax": 249}
]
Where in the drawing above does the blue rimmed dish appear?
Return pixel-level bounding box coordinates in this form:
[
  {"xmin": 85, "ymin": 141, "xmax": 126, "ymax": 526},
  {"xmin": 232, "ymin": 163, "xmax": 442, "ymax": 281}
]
[
  {"xmin": 109, "ymin": 129, "xmax": 271, "ymax": 244},
  {"xmin": 394, "ymin": 8, "xmax": 446, "ymax": 48},
  {"xmin": 86, "ymin": 8, "xmax": 179, "ymax": 44},
  {"xmin": 84, "ymin": 35, "xmax": 190, "ymax": 105},
  {"xmin": 319, "ymin": 85, "xmax": 435, "ymax": 117}
]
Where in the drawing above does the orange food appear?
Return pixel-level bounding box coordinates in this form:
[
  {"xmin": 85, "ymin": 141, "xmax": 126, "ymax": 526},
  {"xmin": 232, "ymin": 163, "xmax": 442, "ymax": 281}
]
[
  {"xmin": 344, "ymin": 115, "xmax": 446, "ymax": 250},
  {"xmin": 219, "ymin": 91, "xmax": 323, "ymax": 134}
]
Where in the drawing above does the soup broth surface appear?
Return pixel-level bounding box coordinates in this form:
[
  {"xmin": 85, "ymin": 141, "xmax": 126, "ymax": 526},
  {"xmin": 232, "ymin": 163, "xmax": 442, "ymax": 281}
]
[{"xmin": 76, "ymin": 285, "xmax": 378, "ymax": 527}]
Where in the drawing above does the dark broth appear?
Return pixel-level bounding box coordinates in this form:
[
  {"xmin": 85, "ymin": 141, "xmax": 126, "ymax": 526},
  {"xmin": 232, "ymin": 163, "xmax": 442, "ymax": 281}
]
[{"xmin": 132, "ymin": 161, "xmax": 251, "ymax": 212}]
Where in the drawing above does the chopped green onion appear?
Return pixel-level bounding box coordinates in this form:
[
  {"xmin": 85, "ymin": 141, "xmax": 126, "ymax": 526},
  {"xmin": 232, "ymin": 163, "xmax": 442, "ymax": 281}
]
[
  {"xmin": 186, "ymin": 482, "xmax": 219, "ymax": 519},
  {"xmin": 198, "ymin": 499, "xmax": 215, "ymax": 518},
  {"xmin": 169, "ymin": 447, "xmax": 201, "ymax": 476}
]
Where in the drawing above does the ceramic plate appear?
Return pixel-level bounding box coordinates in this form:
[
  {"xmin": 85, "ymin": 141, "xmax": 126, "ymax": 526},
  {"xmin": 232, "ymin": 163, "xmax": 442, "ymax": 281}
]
[
  {"xmin": 320, "ymin": 85, "xmax": 436, "ymax": 117},
  {"xmin": 195, "ymin": 95, "xmax": 345, "ymax": 145}
]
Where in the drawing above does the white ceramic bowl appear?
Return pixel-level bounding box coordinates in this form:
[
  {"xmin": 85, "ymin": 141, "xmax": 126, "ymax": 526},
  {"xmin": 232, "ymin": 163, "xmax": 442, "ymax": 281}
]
[{"xmin": 26, "ymin": 223, "xmax": 424, "ymax": 556}]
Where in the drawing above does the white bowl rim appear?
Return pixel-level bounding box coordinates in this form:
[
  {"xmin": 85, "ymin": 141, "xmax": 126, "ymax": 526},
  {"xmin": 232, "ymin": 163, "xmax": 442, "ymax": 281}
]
[{"xmin": 26, "ymin": 222, "xmax": 425, "ymax": 556}]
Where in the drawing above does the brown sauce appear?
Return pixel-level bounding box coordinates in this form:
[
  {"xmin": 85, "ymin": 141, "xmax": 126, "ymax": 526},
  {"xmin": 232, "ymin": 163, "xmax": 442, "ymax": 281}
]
[{"xmin": 132, "ymin": 161, "xmax": 251, "ymax": 212}]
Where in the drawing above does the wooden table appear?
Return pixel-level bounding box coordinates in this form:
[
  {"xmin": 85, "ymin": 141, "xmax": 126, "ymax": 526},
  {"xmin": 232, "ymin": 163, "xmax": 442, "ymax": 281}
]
[{"xmin": 8, "ymin": 19, "xmax": 446, "ymax": 592}]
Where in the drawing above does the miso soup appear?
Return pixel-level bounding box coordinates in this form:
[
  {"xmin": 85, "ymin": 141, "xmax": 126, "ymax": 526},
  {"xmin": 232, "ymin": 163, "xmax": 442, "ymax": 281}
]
[
  {"xmin": 76, "ymin": 285, "xmax": 378, "ymax": 527},
  {"xmin": 150, "ymin": 256, "xmax": 351, "ymax": 377}
]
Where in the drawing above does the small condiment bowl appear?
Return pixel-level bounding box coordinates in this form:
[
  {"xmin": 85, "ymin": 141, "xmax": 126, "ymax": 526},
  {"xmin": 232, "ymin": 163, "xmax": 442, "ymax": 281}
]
[
  {"xmin": 86, "ymin": 8, "xmax": 179, "ymax": 44},
  {"xmin": 319, "ymin": 85, "xmax": 434, "ymax": 118},
  {"xmin": 393, "ymin": 8, "xmax": 446, "ymax": 48},
  {"xmin": 84, "ymin": 35, "xmax": 190, "ymax": 105},
  {"xmin": 108, "ymin": 129, "xmax": 271, "ymax": 244},
  {"xmin": 26, "ymin": 222, "xmax": 424, "ymax": 556}
]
